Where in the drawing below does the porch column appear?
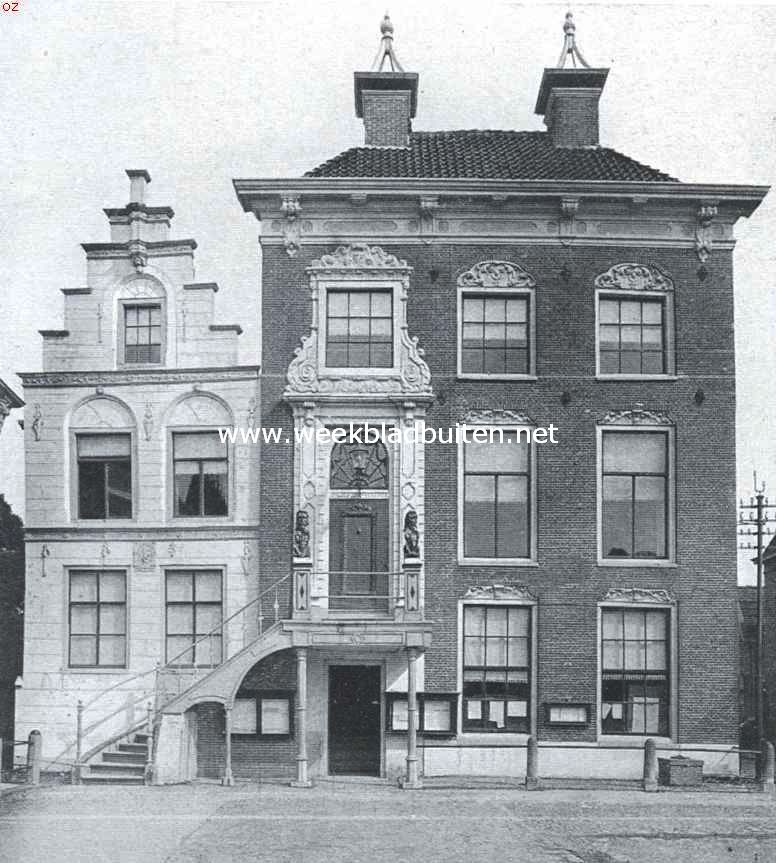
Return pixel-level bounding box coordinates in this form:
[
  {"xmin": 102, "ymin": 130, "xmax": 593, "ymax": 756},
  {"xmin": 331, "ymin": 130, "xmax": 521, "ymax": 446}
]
[
  {"xmin": 404, "ymin": 647, "xmax": 421, "ymax": 788},
  {"xmin": 221, "ymin": 704, "xmax": 234, "ymax": 786},
  {"xmin": 292, "ymin": 646, "xmax": 312, "ymax": 787}
]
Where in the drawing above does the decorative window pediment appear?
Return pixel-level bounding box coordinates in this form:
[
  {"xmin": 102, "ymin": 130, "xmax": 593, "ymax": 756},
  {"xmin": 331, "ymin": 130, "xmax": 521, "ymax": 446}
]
[
  {"xmin": 601, "ymin": 588, "xmax": 675, "ymax": 605},
  {"xmin": 594, "ymin": 263, "xmax": 674, "ymax": 293},
  {"xmin": 457, "ymin": 261, "xmax": 536, "ymax": 289},
  {"xmin": 462, "ymin": 408, "xmax": 536, "ymax": 426},
  {"xmin": 463, "ymin": 584, "xmax": 536, "ymax": 602},
  {"xmin": 309, "ymin": 243, "xmax": 412, "ymax": 273},
  {"xmin": 600, "ymin": 409, "xmax": 674, "ymax": 426},
  {"xmin": 285, "ymin": 244, "xmax": 432, "ymax": 401}
]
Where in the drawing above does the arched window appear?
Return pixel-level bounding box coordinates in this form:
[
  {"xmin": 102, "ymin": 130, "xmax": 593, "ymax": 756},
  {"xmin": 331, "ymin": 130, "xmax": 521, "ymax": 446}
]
[
  {"xmin": 70, "ymin": 396, "xmax": 136, "ymax": 520},
  {"xmin": 166, "ymin": 394, "xmax": 233, "ymax": 518},
  {"xmin": 115, "ymin": 277, "xmax": 167, "ymax": 366}
]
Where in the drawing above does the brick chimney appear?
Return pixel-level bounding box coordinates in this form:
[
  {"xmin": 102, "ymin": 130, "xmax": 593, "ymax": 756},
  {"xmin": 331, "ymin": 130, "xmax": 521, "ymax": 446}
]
[
  {"xmin": 534, "ymin": 12, "xmax": 609, "ymax": 148},
  {"xmin": 354, "ymin": 14, "xmax": 418, "ymax": 147}
]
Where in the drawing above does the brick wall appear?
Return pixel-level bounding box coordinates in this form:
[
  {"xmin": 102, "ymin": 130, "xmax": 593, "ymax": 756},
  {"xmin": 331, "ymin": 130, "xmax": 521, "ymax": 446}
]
[
  {"xmin": 195, "ymin": 650, "xmax": 297, "ymax": 780},
  {"xmin": 545, "ymin": 90, "xmax": 601, "ymax": 147},
  {"xmin": 361, "ymin": 91, "xmax": 411, "ymax": 147},
  {"xmin": 260, "ymin": 240, "xmax": 739, "ymax": 747}
]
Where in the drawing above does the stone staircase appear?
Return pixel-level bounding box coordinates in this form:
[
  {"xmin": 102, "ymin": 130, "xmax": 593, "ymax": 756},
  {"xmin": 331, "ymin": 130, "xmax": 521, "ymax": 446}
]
[{"xmin": 80, "ymin": 731, "xmax": 149, "ymax": 785}]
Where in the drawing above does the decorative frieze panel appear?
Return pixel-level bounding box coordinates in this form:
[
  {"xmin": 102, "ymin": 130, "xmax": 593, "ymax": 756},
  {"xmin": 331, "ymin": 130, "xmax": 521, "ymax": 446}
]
[
  {"xmin": 594, "ymin": 263, "xmax": 674, "ymax": 293},
  {"xmin": 601, "ymin": 588, "xmax": 675, "ymax": 605}
]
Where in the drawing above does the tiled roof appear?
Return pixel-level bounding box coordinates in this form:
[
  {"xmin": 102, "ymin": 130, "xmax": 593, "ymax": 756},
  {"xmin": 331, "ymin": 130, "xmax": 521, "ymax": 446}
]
[{"xmin": 305, "ymin": 130, "xmax": 677, "ymax": 182}]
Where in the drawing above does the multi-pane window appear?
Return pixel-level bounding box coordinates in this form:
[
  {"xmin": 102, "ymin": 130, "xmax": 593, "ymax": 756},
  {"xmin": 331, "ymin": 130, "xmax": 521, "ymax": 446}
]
[
  {"xmin": 326, "ymin": 289, "xmax": 393, "ymax": 368},
  {"xmin": 461, "ymin": 294, "xmax": 530, "ymax": 375},
  {"xmin": 165, "ymin": 570, "xmax": 223, "ymax": 665},
  {"xmin": 601, "ymin": 431, "xmax": 668, "ymax": 559},
  {"xmin": 599, "ymin": 297, "xmax": 665, "ymax": 375},
  {"xmin": 463, "ymin": 432, "xmax": 530, "ymax": 559},
  {"xmin": 69, "ymin": 570, "xmax": 126, "ymax": 667},
  {"xmin": 173, "ymin": 431, "xmax": 228, "ymax": 517},
  {"xmin": 601, "ymin": 608, "xmax": 669, "ymax": 736},
  {"xmin": 124, "ymin": 304, "xmax": 162, "ymax": 364},
  {"xmin": 463, "ymin": 605, "xmax": 531, "ymax": 732},
  {"xmin": 76, "ymin": 433, "xmax": 132, "ymax": 519}
]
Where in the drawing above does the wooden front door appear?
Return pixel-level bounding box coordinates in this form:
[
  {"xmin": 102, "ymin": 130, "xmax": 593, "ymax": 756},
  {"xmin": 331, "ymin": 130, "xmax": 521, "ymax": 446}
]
[
  {"xmin": 329, "ymin": 499, "xmax": 389, "ymax": 611},
  {"xmin": 328, "ymin": 665, "xmax": 382, "ymax": 776}
]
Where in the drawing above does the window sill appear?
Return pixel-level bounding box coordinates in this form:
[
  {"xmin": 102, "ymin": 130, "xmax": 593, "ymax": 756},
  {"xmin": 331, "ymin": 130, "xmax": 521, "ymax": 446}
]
[
  {"xmin": 457, "ymin": 374, "xmax": 537, "ymax": 382},
  {"xmin": 116, "ymin": 363, "xmax": 166, "ymax": 370},
  {"xmin": 597, "ymin": 559, "xmax": 676, "ymax": 568},
  {"xmin": 458, "ymin": 558, "xmax": 538, "ymax": 567},
  {"xmin": 66, "ymin": 666, "xmax": 129, "ymax": 673},
  {"xmin": 596, "ymin": 375, "xmax": 677, "ymax": 382},
  {"xmin": 71, "ymin": 518, "xmax": 136, "ymax": 525},
  {"xmin": 321, "ymin": 366, "xmax": 398, "ymax": 377},
  {"xmin": 455, "ymin": 733, "xmax": 532, "ymax": 745},
  {"xmin": 597, "ymin": 735, "xmax": 672, "ymax": 747},
  {"xmin": 170, "ymin": 515, "xmax": 231, "ymax": 522}
]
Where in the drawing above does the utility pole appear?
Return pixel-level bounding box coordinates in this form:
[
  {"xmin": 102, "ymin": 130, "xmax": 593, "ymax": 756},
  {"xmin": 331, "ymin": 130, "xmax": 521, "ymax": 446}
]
[{"xmin": 738, "ymin": 472, "xmax": 775, "ymax": 755}]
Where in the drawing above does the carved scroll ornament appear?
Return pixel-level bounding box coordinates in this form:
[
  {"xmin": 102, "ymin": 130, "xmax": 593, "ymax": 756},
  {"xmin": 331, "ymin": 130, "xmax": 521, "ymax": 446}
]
[
  {"xmin": 457, "ymin": 260, "xmax": 536, "ymax": 289},
  {"xmin": 594, "ymin": 263, "xmax": 674, "ymax": 293}
]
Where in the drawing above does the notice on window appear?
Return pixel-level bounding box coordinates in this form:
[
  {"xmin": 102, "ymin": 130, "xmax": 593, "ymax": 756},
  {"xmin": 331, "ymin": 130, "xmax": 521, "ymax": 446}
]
[
  {"xmin": 232, "ymin": 698, "xmax": 257, "ymax": 735},
  {"xmin": 261, "ymin": 698, "xmax": 290, "ymax": 735},
  {"xmin": 611, "ymin": 703, "xmax": 623, "ymax": 720},
  {"xmin": 491, "ymin": 701, "xmax": 505, "ymax": 728},
  {"xmin": 466, "ymin": 700, "xmax": 482, "ymax": 720},
  {"xmin": 507, "ymin": 700, "xmax": 527, "ymax": 718}
]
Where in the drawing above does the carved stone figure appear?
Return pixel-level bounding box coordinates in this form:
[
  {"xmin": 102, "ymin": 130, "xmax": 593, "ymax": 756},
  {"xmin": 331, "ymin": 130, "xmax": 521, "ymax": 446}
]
[
  {"xmin": 403, "ymin": 509, "xmax": 420, "ymax": 558},
  {"xmin": 293, "ymin": 510, "xmax": 311, "ymax": 559}
]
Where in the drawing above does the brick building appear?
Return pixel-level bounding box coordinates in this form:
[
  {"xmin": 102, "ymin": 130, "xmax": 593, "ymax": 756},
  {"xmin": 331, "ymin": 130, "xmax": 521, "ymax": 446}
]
[{"xmin": 16, "ymin": 14, "xmax": 768, "ymax": 784}]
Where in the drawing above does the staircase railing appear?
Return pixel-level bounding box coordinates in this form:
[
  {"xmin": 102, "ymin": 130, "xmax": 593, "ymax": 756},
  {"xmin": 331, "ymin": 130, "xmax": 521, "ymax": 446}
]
[{"xmin": 64, "ymin": 571, "xmax": 292, "ymax": 781}]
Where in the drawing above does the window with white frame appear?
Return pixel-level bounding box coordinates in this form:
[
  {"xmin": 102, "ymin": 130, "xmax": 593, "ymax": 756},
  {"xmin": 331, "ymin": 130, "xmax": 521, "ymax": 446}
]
[
  {"xmin": 600, "ymin": 429, "xmax": 670, "ymax": 561},
  {"xmin": 598, "ymin": 296, "xmax": 666, "ymax": 375},
  {"xmin": 172, "ymin": 431, "xmax": 228, "ymax": 517},
  {"xmin": 462, "ymin": 604, "xmax": 531, "ymax": 733},
  {"xmin": 68, "ymin": 570, "xmax": 127, "ymax": 667},
  {"xmin": 122, "ymin": 302, "xmax": 163, "ymax": 364},
  {"xmin": 594, "ymin": 263, "xmax": 674, "ymax": 378},
  {"xmin": 601, "ymin": 607, "xmax": 670, "ymax": 736},
  {"xmin": 325, "ymin": 289, "xmax": 393, "ymax": 368},
  {"xmin": 460, "ymin": 294, "xmax": 531, "ymax": 376},
  {"xmin": 76, "ymin": 433, "xmax": 133, "ymax": 519},
  {"xmin": 461, "ymin": 430, "xmax": 532, "ymax": 561},
  {"xmin": 165, "ymin": 570, "xmax": 223, "ymax": 666}
]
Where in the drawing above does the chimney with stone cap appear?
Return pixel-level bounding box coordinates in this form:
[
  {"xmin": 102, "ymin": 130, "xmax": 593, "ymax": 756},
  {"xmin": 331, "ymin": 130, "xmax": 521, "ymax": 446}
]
[
  {"xmin": 534, "ymin": 12, "xmax": 609, "ymax": 148},
  {"xmin": 354, "ymin": 14, "xmax": 418, "ymax": 147}
]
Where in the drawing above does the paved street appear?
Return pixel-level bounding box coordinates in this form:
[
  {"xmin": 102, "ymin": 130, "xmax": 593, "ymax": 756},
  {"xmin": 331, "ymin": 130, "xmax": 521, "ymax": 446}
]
[{"xmin": 0, "ymin": 781, "xmax": 774, "ymax": 863}]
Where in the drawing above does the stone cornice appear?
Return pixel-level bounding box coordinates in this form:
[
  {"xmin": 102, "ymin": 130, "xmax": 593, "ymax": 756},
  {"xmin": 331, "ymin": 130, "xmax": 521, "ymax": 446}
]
[
  {"xmin": 19, "ymin": 365, "xmax": 260, "ymax": 388},
  {"xmin": 25, "ymin": 525, "xmax": 260, "ymax": 542},
  {"xmin": 234, "ymin": 177, "xmax": 768, "ymax": 219},
  {"xmin": 81, "ymin": 239, "xmax": 197, "ymax": 259}
]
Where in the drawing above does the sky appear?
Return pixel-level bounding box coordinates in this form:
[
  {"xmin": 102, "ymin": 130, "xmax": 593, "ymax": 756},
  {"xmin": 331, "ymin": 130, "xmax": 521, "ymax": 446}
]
[{"xmin": 0, "ymin": 0, "xmax": 774, "ymax": 583}]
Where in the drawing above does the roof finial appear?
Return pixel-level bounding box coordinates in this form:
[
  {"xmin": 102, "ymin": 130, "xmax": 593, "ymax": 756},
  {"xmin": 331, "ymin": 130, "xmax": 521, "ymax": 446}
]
[
  {"xmin": 371, "ymin": 12, "xmax": 405, "ymax": 72},
  {"xmin": 557, "ymin": 11, "xmax": 591, "ymax": 69}
]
